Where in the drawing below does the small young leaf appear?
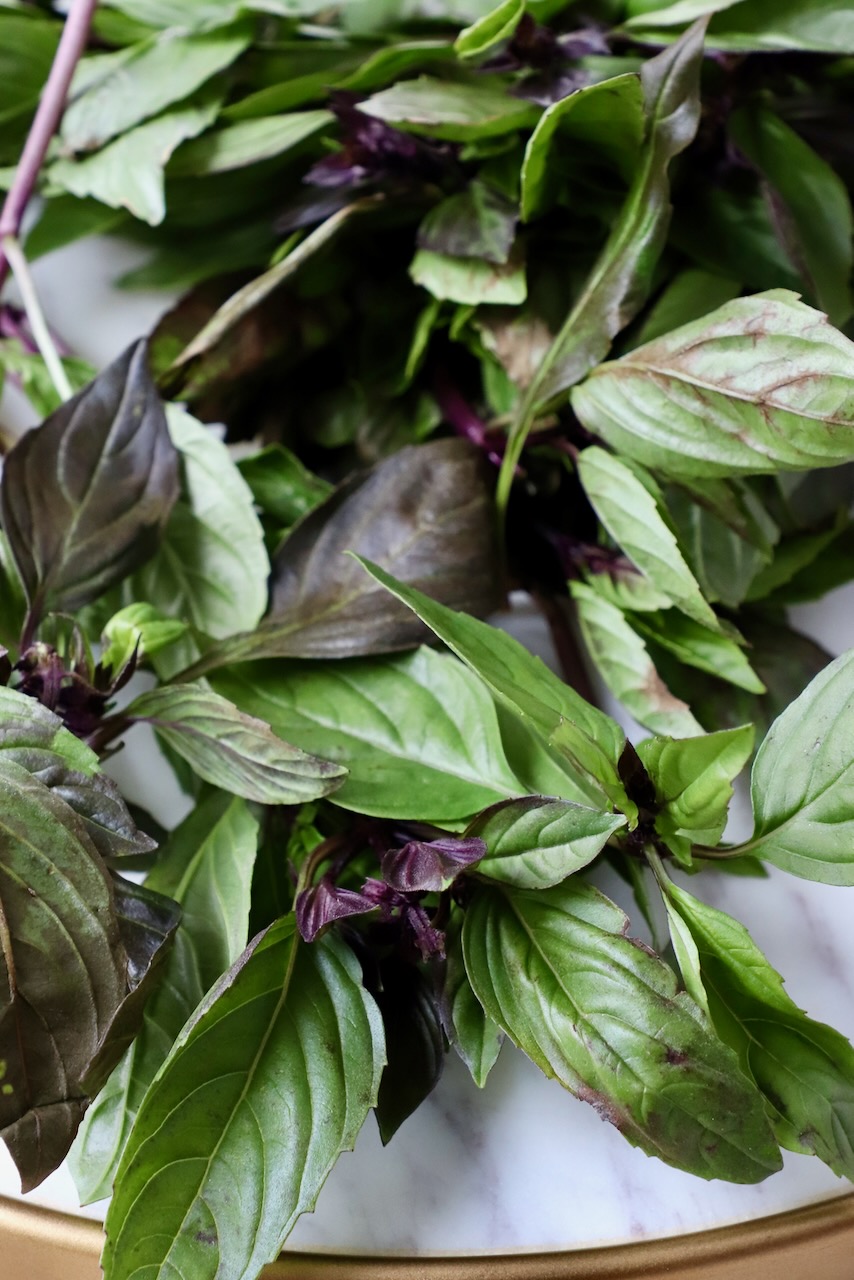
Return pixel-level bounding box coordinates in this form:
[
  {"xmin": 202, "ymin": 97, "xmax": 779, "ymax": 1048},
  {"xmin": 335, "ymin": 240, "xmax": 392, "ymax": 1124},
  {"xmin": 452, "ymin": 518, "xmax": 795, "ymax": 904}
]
[
  {"xmin": 747, "ymin": 650, "xmax": 854, "ymax": 883},
  {"xmin": 468, "ymin": 795, "xmax": 626, "ymax": 889},
  {"xmin": 462, "ymin": 878, "xmax": 781, "ymax": 1181},
  {"xmin": 356, "ymin": 558, "xmax": 634, "ymax": 818},
  {"xmin": 102, "ymin": 920, "xmax": 385, "ymax": 1280},
  {"xmin": 125, "ymin": 683, "xmax": 346, "ymax": 805},
  {"xmin": 101, "ymin": 602, "xmax": 189, "ymax": 674},
  {"xmin": 664, "ymin": 880, "xmax": 854, "ymax": 1178},
  {"xmin": 454, "ymin": 0, "xmax": 526, "ymax": 59},
  {"xmin": 637, "ymin": 725, "xmax": 754, "ymax": 851},
  {"xmin": 1, "ymin": 341, "xmax": 178, "ymax": 616},
  {"xmin": 440, "ymin": 909, "xmax": 503, "ymax": 1088},
  {"xmin": 572, "ymin": 291, "xmax": 854, "ymax": 478}
]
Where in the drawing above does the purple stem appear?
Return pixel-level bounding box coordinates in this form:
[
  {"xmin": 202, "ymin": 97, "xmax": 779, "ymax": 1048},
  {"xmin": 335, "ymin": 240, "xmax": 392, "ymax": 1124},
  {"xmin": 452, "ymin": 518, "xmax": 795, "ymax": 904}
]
[{"xmin": 0, "ymin": 0, "xmax": 98, "ymax": 292}]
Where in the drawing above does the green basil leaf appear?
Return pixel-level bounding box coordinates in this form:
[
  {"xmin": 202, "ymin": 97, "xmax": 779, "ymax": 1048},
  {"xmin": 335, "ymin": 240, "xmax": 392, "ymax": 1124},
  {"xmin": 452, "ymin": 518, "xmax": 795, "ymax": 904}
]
[
  {"xmin": 71, "ymin": 791, "xmax": 258, "ymax": 1204},
  {"xmin": 361, "ymin": 75, "xmax": 539, "ymax": 141},
  {"xmin": 467, "ymin": 795, "xmax": 626, "ymax": 889},
  {"xmin": 744, "ymin": 523, "xmax": 843, "ymax": 603},
  {"xmin": 578, "ymin": 446, "xmax": 722, "ymax": 630},
  {"xmin": 462, "ymin": 878, "xmax": 781, "ymax": 1181},
  {"xmin": 0, "ymin": 759, "xmax": 128, "ymax": 1190},
  {"xmin": 625, "ymin": 0, "xmax": 854, "ymax": 53},
  {"xmin": 128, "ymin": 407, "xmax": 269, "ymax": 678},
  {"xmin": 572, "ymin": 291, "xmax": 854, "ymax": 478},
  {"xmin": 748, "ymin": 650, "xmax": 854, "ymax": 883},
  {"xmin": 637, "ymin": 725, "xmax": 754, "ymax": 850},
  {"xmin": 126, "ymin": 683, "xmax": 346, "ymax": 804},
  {"xmin": 190, "ymin": 438, "xmax": 501, "ymax": 670},
  {"xmin": 100, "ymin": 602, "xmax": 189, "ymax": 674},
  {"xmin": 212, "ymin": 648, "xmax": 523, "ymax": 822},
  {"xmin": 497, "ymin": 20, "xmax": 705, "ymax": 509},
  {"xmin": 665, "ymin": 486, "xmax": 769, "ymax": 609},
  {"xmin": 441, "ymin": 908, "xmax": 503, "ymax": 1088},
  {"xmin": 730, "ymin": 106, "xmax": 853, "ymax": 326},
  {"xmin": 236, "ymin": 443, "xmax": 332, "ymax": 526},
  {"xmin": 102, "ymin": 921, "xmax": 384, "ymax": 1280},
  {"xmin": 0, "ymin": 15, "xmax": 58, "ymax": 127},
  {"xmin": 521, "ymin": 71, "xmax": 644, "ymax": 222},
  {"xmin": 570, "ymin": 582, "xmax": 704, "ymax": 736},
  {"xmin": 169, "ymin": 109, "xmax": 332, "ymax": 176},
  {"xmin": 528, "ymin": 23, "xmax": 703, "ymax": 401},
  {"xmin": 454, "ymin": 0, "xmax": 526, "ymax": 58},
  {"xmin": 356, "ymin": 558, "xmax": 634, "ymax": 818},
  {"xmin": 633, "ymin": 610, "xmax": 765, "ymax": 694},
  {"xmin": 61, "ymin": 25, "xmax": 250, "ymax": 152},
  {"xmin": 0, "ymin": 685, "xmax": 98, "ymax": 775},
  {"xmin": 664, "ymin": 881, "xmax": 854, "ymax": 1178},
  {"xmin": 49, "ymin": 95, "xmax": 222, "ymax": 226},
  {"xmin": 0, "ymin": 341, "xmax": 178, "ymax": 616},
  {"xmin": 410, "ymin": 245, "xmax": 527, "ymax": 305}
]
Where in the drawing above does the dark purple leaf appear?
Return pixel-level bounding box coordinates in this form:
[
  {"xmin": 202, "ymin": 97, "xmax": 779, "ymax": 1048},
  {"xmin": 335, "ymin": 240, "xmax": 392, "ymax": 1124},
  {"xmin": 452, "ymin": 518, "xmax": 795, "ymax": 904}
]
[
  {"xmin": 0, "ymin": 340, "xmax": 179, "ymax": 619},
  {"xmin": 371, "ymin": 957, "xmax": 445, "ymax": 1144},
  {"xmin": 0, "ymin": 760, "xmax": 129, "ymax": 1190},
  {"xmin": 82, "ymin": 876, "xmax": 181, "ymax": 1096},
  {"xmin": 381, "ymin": 835, "xmax": 486, "ymax": 893},
  {"xmin": 183, "ymin": 438, "xmax": 503, "ymax": 673}
]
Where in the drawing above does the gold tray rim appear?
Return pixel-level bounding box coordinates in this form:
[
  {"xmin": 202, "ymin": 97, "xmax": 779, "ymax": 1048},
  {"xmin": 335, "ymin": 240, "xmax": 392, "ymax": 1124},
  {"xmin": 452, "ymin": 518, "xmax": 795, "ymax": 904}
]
[{"xmin": 3, "ymin": 1188, "xmax": 854, "ymax": 1279}]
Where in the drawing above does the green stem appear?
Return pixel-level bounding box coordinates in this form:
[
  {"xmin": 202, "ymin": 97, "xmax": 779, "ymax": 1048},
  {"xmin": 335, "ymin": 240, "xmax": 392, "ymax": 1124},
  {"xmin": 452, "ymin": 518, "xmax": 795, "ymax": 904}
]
[{"xmin": 2, "ymin": 235, "xmax": 72, "ymax": 402}]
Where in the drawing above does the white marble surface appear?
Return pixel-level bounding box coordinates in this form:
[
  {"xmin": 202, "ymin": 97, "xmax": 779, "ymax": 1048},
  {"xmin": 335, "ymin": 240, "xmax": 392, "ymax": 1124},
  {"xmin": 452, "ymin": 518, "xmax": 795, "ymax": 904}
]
[{"xmin": 1, "ymin": 237, "xmax": 853, "ymax": 1254}]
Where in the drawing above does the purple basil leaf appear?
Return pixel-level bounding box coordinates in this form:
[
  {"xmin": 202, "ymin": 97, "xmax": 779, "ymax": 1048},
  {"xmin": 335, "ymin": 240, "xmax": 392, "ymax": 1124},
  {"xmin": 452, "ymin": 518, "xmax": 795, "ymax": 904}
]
[
  {"xmin": 29, "ymin": 765, "xmax": 158, "ymax": 862},
  {"xmin": 371, "ymin": 956, "xmax": 445, "ymax": 1144},
  {"xmin": 296, "ymin": 875, "xmax": 376, "ymax": 943},
  {"xmin": 83, "ymin": 875, "xmax": 181, "ymax": 1096},
  {"xmin": 187, "ymin": 437, "xmax": 503, "ymax": 671},
  {"xmin": 0, "ymin": 340, "xmax": 179, "ymax": 617},
  {"xmin": 381, "ymin": 835, "xmax": 486, "ymax": 892},
  {"xmin": 0, "ymin": 759, "xmax": 130, "ymax": 1190}
]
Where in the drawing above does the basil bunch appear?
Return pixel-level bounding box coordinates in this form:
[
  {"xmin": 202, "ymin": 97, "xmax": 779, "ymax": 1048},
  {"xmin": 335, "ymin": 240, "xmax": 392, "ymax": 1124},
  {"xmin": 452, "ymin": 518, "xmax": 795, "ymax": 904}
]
[{"xmin": 2, "ymin": 3, "xmax": 854, "ymax": 1279}]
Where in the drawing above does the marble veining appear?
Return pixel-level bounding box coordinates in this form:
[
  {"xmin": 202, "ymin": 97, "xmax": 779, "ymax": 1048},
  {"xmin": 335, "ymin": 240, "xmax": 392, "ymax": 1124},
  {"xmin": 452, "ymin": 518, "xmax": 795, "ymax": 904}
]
[{"xmin": 0, "ymin": 239, "xmax": 853, "ymax": 1253}]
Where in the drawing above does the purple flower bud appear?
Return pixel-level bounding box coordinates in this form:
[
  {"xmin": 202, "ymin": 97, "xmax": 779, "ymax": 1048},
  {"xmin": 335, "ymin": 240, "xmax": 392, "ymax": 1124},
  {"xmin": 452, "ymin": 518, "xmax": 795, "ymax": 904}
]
[
  {"xmin": 295, "ymin": 875, "xmax": 376, "ymax": 943},
  {"xmin": 381, "ymin": 835, "xmax": 486, "ymax": 894}
]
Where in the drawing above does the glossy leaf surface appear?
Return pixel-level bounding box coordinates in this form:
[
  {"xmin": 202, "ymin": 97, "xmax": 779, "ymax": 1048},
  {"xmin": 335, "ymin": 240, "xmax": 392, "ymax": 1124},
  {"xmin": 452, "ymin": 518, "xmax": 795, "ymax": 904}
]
[
  {"xmin": 103, "ymin": 920, "xmax": 384, "ymax": 1280},
  {"xmin": 463, "ymin": 879, "xmax": 781, "ymax": 1181},
  {"xmin": 1, "ymin": 342, "xmax": 178, "ymax": 614}
]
